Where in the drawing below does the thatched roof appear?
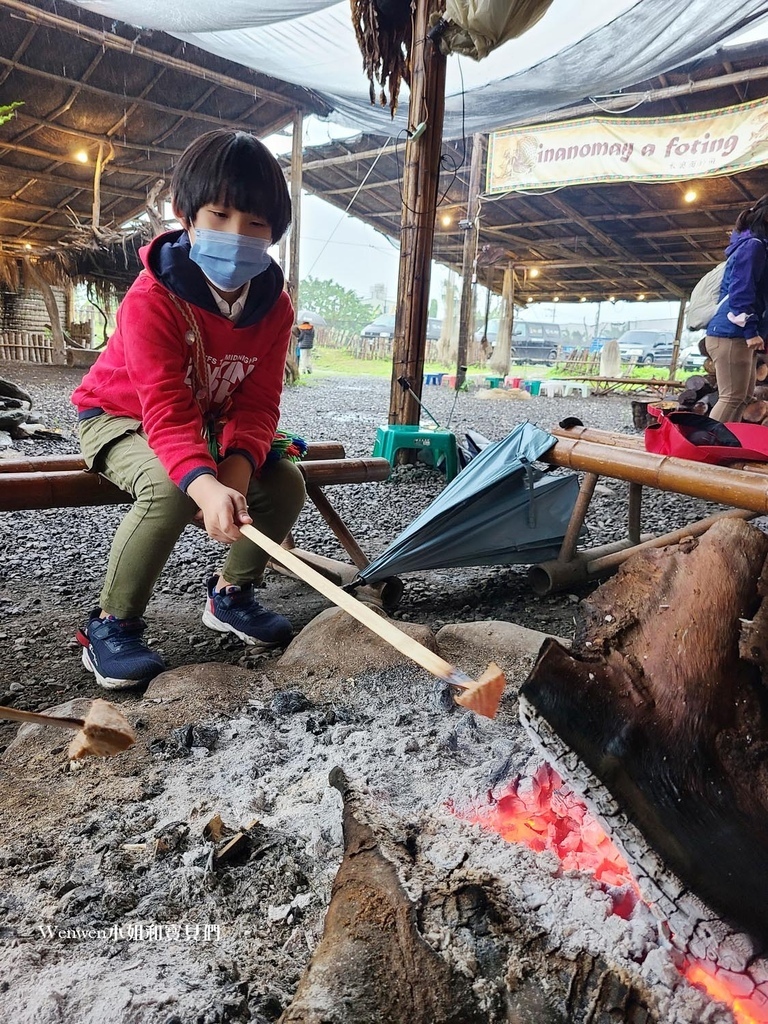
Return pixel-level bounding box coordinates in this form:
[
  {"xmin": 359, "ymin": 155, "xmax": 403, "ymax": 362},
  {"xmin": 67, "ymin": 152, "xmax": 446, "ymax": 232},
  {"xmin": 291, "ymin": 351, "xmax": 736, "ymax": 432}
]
[
  {"xmin": 0, "ymin": 0, "xmax": 328, "ymax": 284},
  {"xmin": 290, "ymin": 41, "xmax": 768, "ymax": 304}
]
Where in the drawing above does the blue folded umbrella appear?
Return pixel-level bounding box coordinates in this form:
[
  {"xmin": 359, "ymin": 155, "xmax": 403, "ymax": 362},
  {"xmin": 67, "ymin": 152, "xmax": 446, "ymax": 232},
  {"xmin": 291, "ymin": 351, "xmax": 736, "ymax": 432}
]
[{"xmin": 355, "ymin": 422, "xmax": 580, "ymax": 584}]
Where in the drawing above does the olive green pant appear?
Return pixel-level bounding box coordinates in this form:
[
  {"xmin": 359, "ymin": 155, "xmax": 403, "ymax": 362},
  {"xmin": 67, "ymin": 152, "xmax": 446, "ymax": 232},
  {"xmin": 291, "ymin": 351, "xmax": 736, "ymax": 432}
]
[{"xmin": 79, "ymin": 414, "xmax": 306, "ymax": 619}]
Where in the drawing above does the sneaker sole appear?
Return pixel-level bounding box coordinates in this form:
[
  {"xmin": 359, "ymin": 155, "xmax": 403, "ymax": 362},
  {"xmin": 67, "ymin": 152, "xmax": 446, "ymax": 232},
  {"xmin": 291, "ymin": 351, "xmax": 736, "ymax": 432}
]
[
  {"xmin": 81, "ymin": 646, "xmax": 152, "ymax": 691},
  {"xmin": 201, "ymin": 608, "xmax": 287, "ymax": 650}
]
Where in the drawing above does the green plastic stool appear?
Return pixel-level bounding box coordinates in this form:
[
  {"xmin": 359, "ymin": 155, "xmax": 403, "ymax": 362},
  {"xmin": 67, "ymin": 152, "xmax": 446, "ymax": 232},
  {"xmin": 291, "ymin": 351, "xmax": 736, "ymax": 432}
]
[{"xmin": 373, "ymin": 425, "xmax": 459, "ymax": 481}]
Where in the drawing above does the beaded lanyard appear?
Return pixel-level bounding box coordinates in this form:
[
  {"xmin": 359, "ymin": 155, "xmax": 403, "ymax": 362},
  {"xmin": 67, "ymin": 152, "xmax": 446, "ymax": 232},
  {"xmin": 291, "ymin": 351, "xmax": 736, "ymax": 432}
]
[
  {"xmin": 166, "ymin": 291, "xmax": 229, "ymax": 462},
  {"xmin": 165, "ymin": 290, "xmax": 308, "ymax": 466}
]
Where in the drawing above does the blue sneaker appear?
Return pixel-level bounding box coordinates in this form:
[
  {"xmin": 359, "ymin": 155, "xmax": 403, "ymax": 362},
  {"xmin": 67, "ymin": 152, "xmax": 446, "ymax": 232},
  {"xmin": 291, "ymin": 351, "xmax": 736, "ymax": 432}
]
[
  {"xmin": 77, "ymin": 609, "xmax": 166, "ymax": 690},
  {"xmin": 202, "ymin": 577, "xmax": 293, "ymax": 648}
]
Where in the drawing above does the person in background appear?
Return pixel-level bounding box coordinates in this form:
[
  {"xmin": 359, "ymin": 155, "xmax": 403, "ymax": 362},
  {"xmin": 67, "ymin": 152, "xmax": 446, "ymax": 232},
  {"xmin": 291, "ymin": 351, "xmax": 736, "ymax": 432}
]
[
  {"xmin": 71, "ymin": 128, "xmax": 306, "ymax": 690},
  {"xmin": 705, "ymin": 195, "xmax": 768, "ymax": 422},
  {"xmin": 297, "ymin": 320, "xmax": 315, "ymax": 374}
]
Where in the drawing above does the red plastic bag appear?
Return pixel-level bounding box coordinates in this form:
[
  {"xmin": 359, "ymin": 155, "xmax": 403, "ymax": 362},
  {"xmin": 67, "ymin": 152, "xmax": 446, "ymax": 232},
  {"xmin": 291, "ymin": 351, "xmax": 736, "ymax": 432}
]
[{"xmin": 644, "ymin": 407, "xmax": 768, "ymax": 464}]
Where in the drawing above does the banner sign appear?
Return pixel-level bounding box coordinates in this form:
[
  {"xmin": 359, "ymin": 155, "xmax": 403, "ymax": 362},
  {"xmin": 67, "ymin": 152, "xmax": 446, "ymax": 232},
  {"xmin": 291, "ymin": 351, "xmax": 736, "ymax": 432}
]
[{"xmin": 486, "ymin": 97, "xmax": 768, "ymax": 193}]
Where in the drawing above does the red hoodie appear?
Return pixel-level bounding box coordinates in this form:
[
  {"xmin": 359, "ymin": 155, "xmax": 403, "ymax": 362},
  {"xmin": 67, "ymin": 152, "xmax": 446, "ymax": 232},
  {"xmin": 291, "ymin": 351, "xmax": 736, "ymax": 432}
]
[{"xmin": 72, "ymin": 231, "xmax": 293, "ymax": 492}]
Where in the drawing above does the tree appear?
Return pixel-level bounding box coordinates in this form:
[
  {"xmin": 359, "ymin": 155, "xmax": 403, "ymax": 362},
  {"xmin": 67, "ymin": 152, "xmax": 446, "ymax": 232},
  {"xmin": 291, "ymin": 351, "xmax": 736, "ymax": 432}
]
[{"xmin": 299, "ymin": 276, "xmax": 378, "ymax": 331}]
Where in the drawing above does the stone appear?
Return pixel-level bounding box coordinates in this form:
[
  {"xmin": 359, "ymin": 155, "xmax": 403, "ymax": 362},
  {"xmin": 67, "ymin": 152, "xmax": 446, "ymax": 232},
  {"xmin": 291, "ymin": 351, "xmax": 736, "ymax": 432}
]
[
  {"xmin": 435, "ymin": 620, "xmax": 567, "ymax": 688},
  {"xmin": 142, "ymin": 662, "xmax": 260, "ymax": 719},
  {"xmin": 276, "ymin": 607, "xmax": 439, "ymax": 679}
]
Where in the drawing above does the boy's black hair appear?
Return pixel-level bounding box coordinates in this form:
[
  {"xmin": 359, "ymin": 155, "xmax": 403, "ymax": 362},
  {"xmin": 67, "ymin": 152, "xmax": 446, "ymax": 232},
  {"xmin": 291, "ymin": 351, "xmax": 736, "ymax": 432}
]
[
  {"xmin": 735, "ymin": 193, "xmax": 768, "ymax": 239},
  {"xmin": 171, "ymin": 129, "xmax": 291, "ymax": 242}
]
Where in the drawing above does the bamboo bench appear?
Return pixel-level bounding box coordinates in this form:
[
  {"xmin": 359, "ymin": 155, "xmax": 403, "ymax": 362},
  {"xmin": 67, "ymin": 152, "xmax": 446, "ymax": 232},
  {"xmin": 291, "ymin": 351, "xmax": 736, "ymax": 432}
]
[
  {"xmin": 563, "ymin": 376, "xmax": 684, "ymax": 398},
  {"xmin": 0, "ymin": 442, "xmax": 391, "ymax": 584},
  {"xmin": 529, "ymin": 424, "xmax": 768, "ymax": 594}
]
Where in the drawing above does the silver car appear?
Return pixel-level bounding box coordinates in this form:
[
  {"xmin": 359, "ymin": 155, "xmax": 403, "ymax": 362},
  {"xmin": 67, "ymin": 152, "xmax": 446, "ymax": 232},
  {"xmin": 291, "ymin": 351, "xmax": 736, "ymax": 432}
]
[{"xmin": 617, "ymin": 329, "xmax": 676, "ymax": 365}]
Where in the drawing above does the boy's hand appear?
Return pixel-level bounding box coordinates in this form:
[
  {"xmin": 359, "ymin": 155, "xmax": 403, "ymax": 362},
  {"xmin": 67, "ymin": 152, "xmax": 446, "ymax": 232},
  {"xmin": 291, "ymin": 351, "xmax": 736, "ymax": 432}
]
[{"xmin": 187, "ymin": 475, "xmax": 252, "ymax": 543}]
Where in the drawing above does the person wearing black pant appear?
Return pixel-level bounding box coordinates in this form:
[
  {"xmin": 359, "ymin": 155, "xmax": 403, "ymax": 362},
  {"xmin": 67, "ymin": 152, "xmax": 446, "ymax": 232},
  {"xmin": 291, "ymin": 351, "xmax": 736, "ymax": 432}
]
[{"xmin": 297, "ymin": 320, "xmax": 315, "ymax": 374}]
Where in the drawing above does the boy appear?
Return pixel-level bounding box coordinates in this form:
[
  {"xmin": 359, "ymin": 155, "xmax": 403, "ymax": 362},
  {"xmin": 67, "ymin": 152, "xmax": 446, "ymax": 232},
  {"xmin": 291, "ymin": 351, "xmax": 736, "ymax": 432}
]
[{"xmin": 72, "ymin": 129, "xmax": 306, "ymax": 690}]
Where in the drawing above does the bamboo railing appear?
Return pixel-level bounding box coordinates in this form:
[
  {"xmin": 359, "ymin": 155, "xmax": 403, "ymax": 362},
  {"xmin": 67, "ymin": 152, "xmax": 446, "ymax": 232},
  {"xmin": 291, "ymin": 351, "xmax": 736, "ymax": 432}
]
[{"xmin": 0, "ymin": 331, "xmax": 52, "ymax": 363}]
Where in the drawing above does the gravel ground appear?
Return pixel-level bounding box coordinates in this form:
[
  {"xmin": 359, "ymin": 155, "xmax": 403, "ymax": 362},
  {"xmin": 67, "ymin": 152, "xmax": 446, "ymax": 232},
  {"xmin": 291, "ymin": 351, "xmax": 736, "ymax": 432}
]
[
  {"xmin": 0, "ymin": 361, "xmax": 744, "ymax": 1024},
  {"xmin": 0, "ymin": 361, "xmax": 724, "ymax": 722}
]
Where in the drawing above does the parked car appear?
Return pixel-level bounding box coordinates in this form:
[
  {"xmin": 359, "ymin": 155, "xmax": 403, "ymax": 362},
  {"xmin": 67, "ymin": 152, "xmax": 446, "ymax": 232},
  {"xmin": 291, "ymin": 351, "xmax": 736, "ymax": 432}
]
[
  {"xmin": 361, "ymin": 314, "xmax": 442, "ymax": 341},
  {"xmin": 679, "ymin": 346, "xmax": 706, "ymax": 370},
  {"xmin": 474, "ymin": 319, "xmax": 562, "ymax": 362},
  {"xmin": 361, "ymin": 313, "xmax": 396, "ymax": 341},
  {"xmin": 617, "ymin": 330, "xmax": 676, "ymax": 365},
  {"xmin": 679, "ymin": 338, "xmax": 707, "ymax": 371}
]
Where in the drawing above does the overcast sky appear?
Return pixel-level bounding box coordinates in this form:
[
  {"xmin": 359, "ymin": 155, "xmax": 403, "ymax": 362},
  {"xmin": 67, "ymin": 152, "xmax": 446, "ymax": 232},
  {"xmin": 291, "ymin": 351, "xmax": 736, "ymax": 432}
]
[{"xmin": 267, "ymin": 118, "xmax": 685, "ymax": 331}]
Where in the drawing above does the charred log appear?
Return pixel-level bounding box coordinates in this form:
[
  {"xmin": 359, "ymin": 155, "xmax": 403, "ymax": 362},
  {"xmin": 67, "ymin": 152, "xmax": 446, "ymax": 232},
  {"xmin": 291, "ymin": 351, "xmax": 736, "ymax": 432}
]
[
  {"xmin": 520, "ymin": 518, "xmax": 768, "ymax": 949},
  {"xmin": 281, "ymin": 768, "xmax": 483, "ymax": 1024},
  {"xmin": 281, "ymin": 771, "xmax": 661, "ymax": 1023}
]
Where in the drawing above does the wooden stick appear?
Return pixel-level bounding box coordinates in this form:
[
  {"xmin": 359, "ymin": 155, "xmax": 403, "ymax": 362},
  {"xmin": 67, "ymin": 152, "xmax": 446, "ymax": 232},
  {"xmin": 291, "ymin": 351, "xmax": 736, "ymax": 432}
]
[
  {"xmin": 0, "ymin": 705, "xmax": 84, "ymax": 730},
  {"xmin": 240, "ymin": 524, "xmax": 505, "ymax": 718},
  {"xmin": 0, "ymin": 699, "xmax": 136, "ymax": 759}
]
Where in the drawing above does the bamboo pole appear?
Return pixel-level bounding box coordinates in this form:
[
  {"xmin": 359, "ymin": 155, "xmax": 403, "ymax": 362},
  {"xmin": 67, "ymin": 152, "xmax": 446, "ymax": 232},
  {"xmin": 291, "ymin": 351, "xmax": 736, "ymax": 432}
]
[
  {"xmin": 389, "ymin": 0, "xmax": 447, "ymax": 426},
  {"xmin": 0, "ymin": 458, "xmax": 391, "ymax": 511},
  {"xmin": 288, "ymin": 109, "xmax": 303, "ymax": 309},
  {"xmin": 542, "ymin": 436, "xmax": 768, "ymax": 512},
  {"xmin": 586, "ymin": 508, "xmax": 757, "ymax": 573},
  {"xmin": 0, "ymin": 443, "xmax": 349, "ymax": 475},
  {"xmin": 551, "ymin": 425, "xmax": 768, "ymax": 475}
]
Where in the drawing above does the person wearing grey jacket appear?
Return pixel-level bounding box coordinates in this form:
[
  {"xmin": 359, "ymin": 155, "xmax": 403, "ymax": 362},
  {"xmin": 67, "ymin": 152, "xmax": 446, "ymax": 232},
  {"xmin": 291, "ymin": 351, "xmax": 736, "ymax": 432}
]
[{"xmin": 706, "ymin": 195, "xmax": 768, "ymax": 422}]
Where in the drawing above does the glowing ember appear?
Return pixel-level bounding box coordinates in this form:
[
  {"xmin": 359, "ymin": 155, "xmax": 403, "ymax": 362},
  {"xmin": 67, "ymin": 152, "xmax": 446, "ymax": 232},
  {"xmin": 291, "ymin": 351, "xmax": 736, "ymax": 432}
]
[
  {"xmin": 456, "ymin": 761, "xmax": 768, "ymax": 1022},
  {"xmin": 684, "ymin": 962, "xmax": 768, "ymax": 1024},
  {"xmin": 456, "ymin": 762, "xmax": 639, "ymax": 895}
]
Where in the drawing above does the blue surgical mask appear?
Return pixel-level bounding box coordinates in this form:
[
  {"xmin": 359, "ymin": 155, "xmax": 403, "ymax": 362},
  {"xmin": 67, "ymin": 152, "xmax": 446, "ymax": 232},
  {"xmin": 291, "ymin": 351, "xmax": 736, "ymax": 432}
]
[{"xmin": 189, "ymin": 228, "xmax": 272, "ymax": 290}]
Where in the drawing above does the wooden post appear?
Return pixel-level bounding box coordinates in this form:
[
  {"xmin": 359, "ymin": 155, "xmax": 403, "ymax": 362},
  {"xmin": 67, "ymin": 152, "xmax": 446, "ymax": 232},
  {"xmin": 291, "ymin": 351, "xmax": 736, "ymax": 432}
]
[
  {"xmin": 288, "ymin": 110, "xmax": 303, "ymax": 308},
  {"xmin": 490, "ymin": 264, "xmax": 514, "ymax": 375},
  {"xmin": 669, "ymin": 295, "xmax": 687, "ymax": 381},
  {"xmin": 456, "ymin": 133, "xmax": 486, "ymax": 378},
  {"xmin": 25, "ymin": 262, "xmax": 66, "ymax": 365},
  {"xmin": 389, "ymin": 0, "xmax": 447, "ymax": 424}
]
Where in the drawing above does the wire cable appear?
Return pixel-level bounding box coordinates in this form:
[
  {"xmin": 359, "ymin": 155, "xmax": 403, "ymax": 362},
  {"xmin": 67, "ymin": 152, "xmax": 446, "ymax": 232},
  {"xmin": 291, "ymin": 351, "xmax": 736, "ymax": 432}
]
[{"xmin": 304, "ymin": 135, "xmax": 394, "ymax": 278}]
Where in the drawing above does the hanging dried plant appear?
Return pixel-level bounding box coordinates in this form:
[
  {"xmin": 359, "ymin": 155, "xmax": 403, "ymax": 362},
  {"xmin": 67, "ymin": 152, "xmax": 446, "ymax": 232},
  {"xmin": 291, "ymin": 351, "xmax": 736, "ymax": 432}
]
[
  {"xmin": 350, "ymin": 0, "xmax": 414, "ymax": 116},
  {"xmin": 0, "ymin": 254, "xmax": 22, "ymax": 291}
]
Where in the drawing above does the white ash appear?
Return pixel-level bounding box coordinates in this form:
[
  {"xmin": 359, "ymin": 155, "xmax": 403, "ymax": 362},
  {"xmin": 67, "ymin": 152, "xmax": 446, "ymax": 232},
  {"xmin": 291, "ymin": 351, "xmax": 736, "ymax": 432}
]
[{"xmin": 0, "ymin": 659, "xmax": 746, "ymax": 1023}]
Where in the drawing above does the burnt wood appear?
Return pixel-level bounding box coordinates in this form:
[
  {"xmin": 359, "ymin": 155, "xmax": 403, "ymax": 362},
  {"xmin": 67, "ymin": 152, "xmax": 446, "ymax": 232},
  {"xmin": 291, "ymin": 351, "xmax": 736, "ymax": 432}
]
[{"xmin": 521, "ymin": 518, "xmax": 768, "ymax": 947}]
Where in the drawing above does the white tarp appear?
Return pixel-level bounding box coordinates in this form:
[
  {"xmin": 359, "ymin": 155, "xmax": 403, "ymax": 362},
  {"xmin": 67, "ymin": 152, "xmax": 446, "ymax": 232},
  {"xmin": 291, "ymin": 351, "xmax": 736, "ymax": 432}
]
[{"xmin": 74, "ymin": 1, "xmax": 768, "ymax": 138}]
